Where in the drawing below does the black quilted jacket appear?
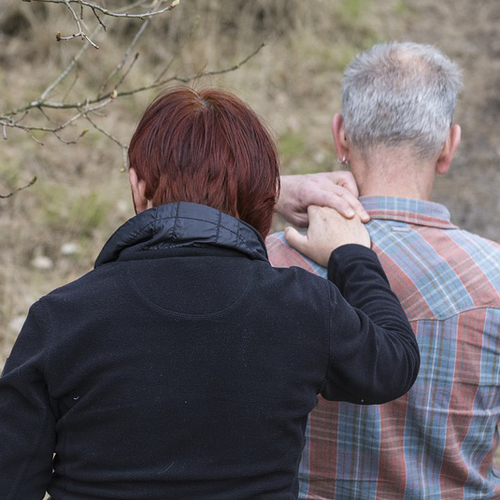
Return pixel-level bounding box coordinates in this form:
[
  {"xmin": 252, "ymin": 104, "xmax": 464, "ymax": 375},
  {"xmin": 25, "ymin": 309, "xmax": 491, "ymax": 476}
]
[{"xmin": 0, "ymin": 202, "xmax": 419, "ymax": 500}]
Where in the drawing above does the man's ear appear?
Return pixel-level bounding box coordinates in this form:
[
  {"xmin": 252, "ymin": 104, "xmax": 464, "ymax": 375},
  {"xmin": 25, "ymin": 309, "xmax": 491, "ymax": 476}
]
[
  {"xmin": 129, "ymin": 168, "xmax": 151, "ymax": 214},
  {"xmin": 436, "ymin": 124, "xmax": 461, "ymax": 175},
  {"xmin": 332, "ymin": 114, "xmax": 349, "ymax": 162}
]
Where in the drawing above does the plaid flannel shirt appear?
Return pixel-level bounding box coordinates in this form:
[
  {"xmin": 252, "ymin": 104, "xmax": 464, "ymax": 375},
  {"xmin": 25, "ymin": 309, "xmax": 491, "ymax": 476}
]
[{"xmin": 266, "ymin": 196, "xmax": 500, "ymax": 499}]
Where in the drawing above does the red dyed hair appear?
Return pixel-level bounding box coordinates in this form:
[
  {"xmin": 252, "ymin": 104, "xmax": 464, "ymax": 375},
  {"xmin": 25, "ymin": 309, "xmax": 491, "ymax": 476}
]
[{"xmin": 128, "ymin": 86, "xmax": 280, "ymax": 237}]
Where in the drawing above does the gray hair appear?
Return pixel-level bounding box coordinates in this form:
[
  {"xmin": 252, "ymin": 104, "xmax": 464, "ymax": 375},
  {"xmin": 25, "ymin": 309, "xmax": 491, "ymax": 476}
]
[{"xmin": 342, "ymin": 42, "xmax": 463, "ymax": 159}]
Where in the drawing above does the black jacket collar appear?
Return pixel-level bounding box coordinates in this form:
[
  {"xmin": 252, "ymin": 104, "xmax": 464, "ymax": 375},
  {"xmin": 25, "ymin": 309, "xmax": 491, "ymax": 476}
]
[{"xmin": 95, "ymin": 202, "xmax": 269, "ymax": 267}]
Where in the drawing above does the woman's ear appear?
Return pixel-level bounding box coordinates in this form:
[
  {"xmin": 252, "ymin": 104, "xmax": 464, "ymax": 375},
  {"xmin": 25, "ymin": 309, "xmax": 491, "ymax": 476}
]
[{"xmin": 128, "ymin": 168, "xmax": 151, "ymax": 214}]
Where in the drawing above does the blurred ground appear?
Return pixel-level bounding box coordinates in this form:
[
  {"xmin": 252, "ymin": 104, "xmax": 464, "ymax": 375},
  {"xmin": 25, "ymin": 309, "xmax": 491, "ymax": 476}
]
[
  {"xmin": 1, "ymin": 0, "xmax": 500, "ymax": 468},
  {"xmin": 404, "ymin": 0, "xmax": 500, "ymax": 240}
]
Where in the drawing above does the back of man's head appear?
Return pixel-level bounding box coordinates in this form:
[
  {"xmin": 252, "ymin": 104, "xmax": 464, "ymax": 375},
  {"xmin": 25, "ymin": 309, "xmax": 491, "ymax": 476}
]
[{"xmin": 342, "ymin": 42, "xmax": 463, "ymax": 160}]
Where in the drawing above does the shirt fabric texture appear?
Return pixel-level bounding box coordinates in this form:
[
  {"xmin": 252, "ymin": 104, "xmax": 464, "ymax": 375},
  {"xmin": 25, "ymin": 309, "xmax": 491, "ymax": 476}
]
[
  {"xmin": 0, "ymin": 201, "xmax": 419, "ymax": 500},
  {"xmin": 267, "ymin": 195, "xmax": 500, "ymax": 500}
]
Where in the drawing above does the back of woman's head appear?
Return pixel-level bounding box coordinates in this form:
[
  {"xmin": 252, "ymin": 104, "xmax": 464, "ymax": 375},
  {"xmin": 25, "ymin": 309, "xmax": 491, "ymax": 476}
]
[{"xmin": 128, "ymin": 86, "xmax": 280, "ymax": 237}]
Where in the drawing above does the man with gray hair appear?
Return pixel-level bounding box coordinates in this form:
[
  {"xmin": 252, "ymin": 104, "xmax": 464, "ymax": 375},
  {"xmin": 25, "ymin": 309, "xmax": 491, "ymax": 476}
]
[{"xmin": 270, "ymin": 42, "xmax": 500, "ymax": 498}]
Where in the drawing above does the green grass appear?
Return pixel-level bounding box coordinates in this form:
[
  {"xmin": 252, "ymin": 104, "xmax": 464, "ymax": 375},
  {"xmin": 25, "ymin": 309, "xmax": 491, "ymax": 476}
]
[{"xmin": 278, "ymin": 130, "xmax": 307, "ymax": 163}]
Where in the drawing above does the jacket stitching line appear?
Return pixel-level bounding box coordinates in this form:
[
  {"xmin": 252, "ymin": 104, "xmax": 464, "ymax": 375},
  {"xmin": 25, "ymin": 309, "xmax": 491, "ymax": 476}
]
[{"xmin": 126, "ymin": 261, "xmax": 256, "ymax": 319}]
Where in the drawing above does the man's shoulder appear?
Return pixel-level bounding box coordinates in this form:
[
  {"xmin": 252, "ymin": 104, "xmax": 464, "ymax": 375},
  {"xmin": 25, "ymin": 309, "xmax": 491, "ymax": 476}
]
[
  {"xmin": 266, "ymin": 232, "xmax": 326, "ymax": 277},
  {"xmin": 369, "ymin": 221, "xmax": 500, "ymax": 318},
  {"xmin": 371, "ymin": 219, "xmax": 500, "ymax": 271},
  {"xmin": 444, "ymin": 227, "xmax": 500, "ymax": 283},
  {"xmin": 457, "ymin": 227, "xmax": 500, "ymax": 252}
]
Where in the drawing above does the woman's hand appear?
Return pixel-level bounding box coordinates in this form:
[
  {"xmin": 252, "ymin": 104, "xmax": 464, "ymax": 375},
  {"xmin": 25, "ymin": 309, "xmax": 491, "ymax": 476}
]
[
  {"xmin": 285, "ymin": 206, "xmax": 371, "ymax": 267},
  {"xmin": 275, "ymin": 172, "xmax": 370, "ymax": 227}
]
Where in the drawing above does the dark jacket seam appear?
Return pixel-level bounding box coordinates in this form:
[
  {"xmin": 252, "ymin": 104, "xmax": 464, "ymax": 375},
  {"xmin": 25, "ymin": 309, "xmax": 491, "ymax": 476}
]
[{"xmin": 125, "ymin": 262, "xmax": 256, "ymax": 319}]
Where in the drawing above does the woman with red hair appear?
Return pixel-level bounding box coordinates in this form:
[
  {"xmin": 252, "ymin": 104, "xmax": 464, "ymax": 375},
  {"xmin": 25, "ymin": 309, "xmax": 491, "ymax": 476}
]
[{"xmin": 0, "ymin": 87, "xmax": 419, "ymax": 499}]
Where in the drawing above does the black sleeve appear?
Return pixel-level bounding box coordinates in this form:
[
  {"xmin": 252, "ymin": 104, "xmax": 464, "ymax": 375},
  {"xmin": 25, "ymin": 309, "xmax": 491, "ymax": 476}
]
[
  {"xmin": 321, "ymin": 244, "xmax": 420, "ymax": 405},
  {"xmin": 0, "ymin": 301, "xmax": 56, "ymax": 499}
]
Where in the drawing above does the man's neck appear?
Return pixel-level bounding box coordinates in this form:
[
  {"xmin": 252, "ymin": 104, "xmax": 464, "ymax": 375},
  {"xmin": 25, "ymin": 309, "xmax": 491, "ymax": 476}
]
[
  {"xmin": 358, "ymin": 181, "xmax": 432, "ymax": 200},
  {"xmin": 351, "ymin": 149, "xmax": 436, "ymax": 201}
]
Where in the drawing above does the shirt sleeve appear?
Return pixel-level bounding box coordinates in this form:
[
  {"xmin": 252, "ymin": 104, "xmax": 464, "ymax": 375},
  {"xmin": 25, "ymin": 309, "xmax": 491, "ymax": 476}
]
[
  {"xmin": 0, "ymin": 301, "xmax": 56, "ymax": 498},
  {"xmin": 321, "ymin": 244, "xmax": 420, "ymax": 405}
]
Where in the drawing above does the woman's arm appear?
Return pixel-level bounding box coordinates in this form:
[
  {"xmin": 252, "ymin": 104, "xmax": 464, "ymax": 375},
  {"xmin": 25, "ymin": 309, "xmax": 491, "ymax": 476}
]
[
  {"xmin": 286, "ymin": 206, "xmax": 419, "ymax": 404},
  {"xmin": 322, "ymin": 244, "xmax": 420, "ymax": 404}
]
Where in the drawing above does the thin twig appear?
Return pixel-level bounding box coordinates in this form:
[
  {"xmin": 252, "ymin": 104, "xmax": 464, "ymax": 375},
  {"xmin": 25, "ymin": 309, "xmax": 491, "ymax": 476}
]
[
  {"xmin": 103, "ymin": 42, "xmax": 267, "ymax": 100},
  {"xmin": 91, "ymin": 7, "xmax": 107, "ymax": 30},
  {"xmin": 41, "ymin": 24, "xmax": 101, "ymax": 103},
  {"xmin": 153, "ymin": 14, "xmax": 200, "ymax": 85},
  {"xmin": 62, "ymin": 65, "xmax": 80, "ymax": 102},
  {"xmin": 3, "ymin": 0, "xmax": 264, "ymax": 156},
  {"xmin": 2, "ymin": 24, "xmax": 101, "ymax": 119},
  {"xmin": 1, "ymin": 99, "xmax": 112, "ymax": 136},
  {"xmin": 56, "ymin": 31, "xmax": 99, "ymax": 49},
  {"xmin": 114, "ymin": 53, "xmax": 140, "ymax": 91},
  {"xmin": 3, "ymin": 43, "xmax": 266, "ymax": 114},
  {"xmin": 53, "ymin": 128, "xmax": 88, "ymax": 144},
  {"xmin": 58, "ymin": 0, "xmax": 99, "ymax": 48},
  {"xmin": 199, "ymin": 42, "xmax": 266, "ymax": 78},
  {"xmin": 84, "ymin": 114, "xmax": 126, "ymax": 149},
  {"xmin": 38, "ymin": 106, "xmax": 57, "ymax": 125},
  {"xmin": 98, "ymin": 18, "xmax": 150, "ymax": 96},
  {"xmin": 85, "ymin": 114, "xmax": 129, "ymax": 170},
  {"xmin": 0, "ymin": 177, "xmax": 38, "ymax": 199},
  {"xmin": 116, "ymin": 1, "xmax": 150, "ymax": 13},
  {"xmin": 23, "ymin": 0, "xmax": 180, "ymax": 19}
]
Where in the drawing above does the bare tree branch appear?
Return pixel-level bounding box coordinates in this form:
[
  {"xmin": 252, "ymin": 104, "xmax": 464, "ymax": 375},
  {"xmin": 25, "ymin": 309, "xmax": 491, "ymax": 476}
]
[
  {"xmin": 153, "ymin": 14, "xmax": 200, "ymax": 85},
  {"xmin": 23, "ymin": 0, "xmax": 180, "ymax": 19},
  {"xmin": 0, "ymin": 99, "xmax": 113, "ymax": 137},
  {"xmin": 3, "ymin": 0, "xmax": 265, "ymax": 175},
  {"xmin": 91, "ymin": 6, "xmax": 107, "ymax": 31},
  {"xmin": 98, "ymin": 17, "xmax": 150, "ymax": 97},
  {"xmin": 84, "ymin": 114, "xmax": 129, "ymax": 171},
  {"xmin": 39, "ymin": 25, "xmax": 100, "ymax": 104},
  {"xmin": 2, "ymin": 43, "xmax": 265, "ymax": 116},
  {"xmin": 56, "ymin": 0, "xmax": 100, "ymax": 48},
  {"xmin": 0, "ymin": 177, "xmax": 38, "ymax": 199}
]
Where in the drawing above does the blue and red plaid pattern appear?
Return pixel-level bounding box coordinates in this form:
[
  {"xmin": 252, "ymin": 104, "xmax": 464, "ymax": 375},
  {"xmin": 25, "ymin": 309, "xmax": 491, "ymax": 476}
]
[{"xmin": 266, "ymin": 196, "xmax": 500, "ymax": 499}]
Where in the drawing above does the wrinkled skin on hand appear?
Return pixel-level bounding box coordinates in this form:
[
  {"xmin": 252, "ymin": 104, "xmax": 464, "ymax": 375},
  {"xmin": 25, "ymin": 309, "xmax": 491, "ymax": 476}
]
[
  {"xmin": 275, "ymin": 172, "xmax": 370, "ymax": 227},
  {"xmin": 285, "ymin": 206, "xmax": 371, "ymax": 267}
]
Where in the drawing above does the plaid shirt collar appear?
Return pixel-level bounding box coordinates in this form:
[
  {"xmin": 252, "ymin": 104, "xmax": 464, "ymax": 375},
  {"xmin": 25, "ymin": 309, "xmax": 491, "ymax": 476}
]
[{"xmin": 360, "ymin": 196, "xmax": 458, "ymax": 230}]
